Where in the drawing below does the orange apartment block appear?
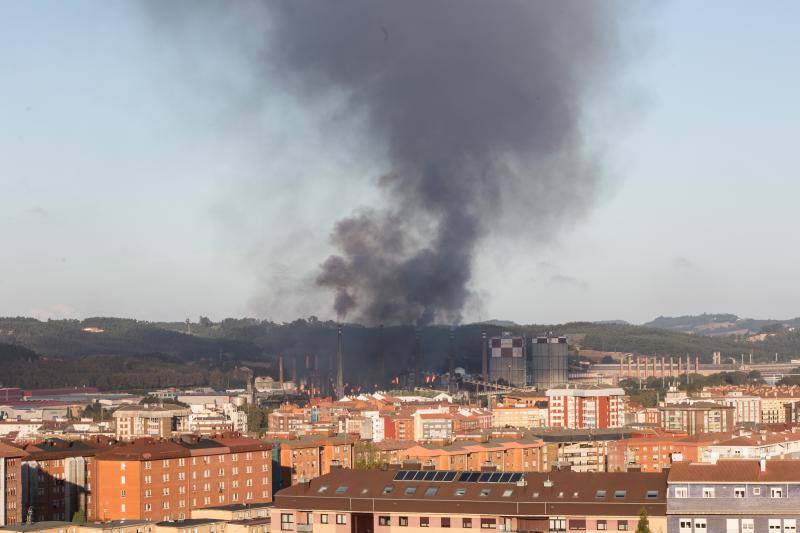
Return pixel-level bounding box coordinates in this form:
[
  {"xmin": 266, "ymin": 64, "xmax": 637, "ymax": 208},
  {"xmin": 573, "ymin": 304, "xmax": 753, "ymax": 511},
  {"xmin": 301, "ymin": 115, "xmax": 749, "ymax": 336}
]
[
  {"xmin": 399, "ymin": 438, "xmax": 547, "ymax": 472},
  {"xmin": 91, "ymin": 435, "xmax": 272, "ymax": 523},
  {"xmin": 607, "ymin": 433, "xmax": 721, "ymax": 472},
  {"xmin": 20, "ymin": 437, "xmax": 112, "ymax": 523},
  {"xmin": 0, "ymin": 442, "xmax": 25, "ymax": 526},
  {"xmin": 270, "ymin": 435, "xmax": 354, "ymax": 490}
]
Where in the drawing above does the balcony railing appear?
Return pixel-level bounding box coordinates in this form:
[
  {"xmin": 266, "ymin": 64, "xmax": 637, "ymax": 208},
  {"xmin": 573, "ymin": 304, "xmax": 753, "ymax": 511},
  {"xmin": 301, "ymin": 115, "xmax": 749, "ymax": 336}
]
[{"xmin": 297, "ymin": 524, "xmax": 313, "ymax": 532}]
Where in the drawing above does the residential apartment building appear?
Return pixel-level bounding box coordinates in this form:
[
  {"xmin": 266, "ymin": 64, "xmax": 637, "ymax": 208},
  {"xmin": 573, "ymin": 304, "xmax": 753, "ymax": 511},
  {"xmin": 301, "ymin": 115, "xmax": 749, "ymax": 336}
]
[
  {"xmin": 546, "ymin": 387, "xmax": 625, "ymax": 429},
  {"xmin": 667, "ymin": 459, "xmax": 800, "ymax": 533},
  {"xmin": 607, "ymin": 436, "xmax": 706, "ymax": 473},
  {"xmin": 491, "ymin": 405, "xmax": 548, "ymax": 429},
  {"xmin": 270, "ymin": 435, "xmax": 354, "ymax": 490},
  {"xmin": 399, "ymin": 438, "xmax": 547, "ymax": 472},
  {"xmin": 20, "ymin": 438, "xmax": 112, "ymax": 523},
  {"xmin": 113, "ymin": 406, "xmax": 191, "ymax": 440},
  {"xmin": 0, "ymin": 443, "xmax": 25, "ymax": 526},
  {"xmin": 659, "ymin": 402, "xmax": 735, "ymax": 435},
  {"xmin": 90, "ymin": 435, "xmax": 272, "ymax": 523},
  {"xmin": 705, "ymin": 429, "xmax": 800, "ymax": 461},
  {"xmin": 270, "ymin": 467, "xmax": 668, "ymax": 533}
]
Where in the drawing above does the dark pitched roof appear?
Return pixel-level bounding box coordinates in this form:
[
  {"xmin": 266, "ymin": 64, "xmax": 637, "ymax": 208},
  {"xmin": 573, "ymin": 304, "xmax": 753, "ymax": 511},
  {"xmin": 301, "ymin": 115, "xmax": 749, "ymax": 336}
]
[{"xmin": 274, "ymin": 468, "xmax": 667, "ymax": 517}]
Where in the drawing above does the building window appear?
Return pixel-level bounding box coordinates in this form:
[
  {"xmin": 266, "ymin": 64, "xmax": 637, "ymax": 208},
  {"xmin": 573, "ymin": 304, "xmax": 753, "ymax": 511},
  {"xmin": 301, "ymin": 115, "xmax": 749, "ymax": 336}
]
[
  {"xmin": 421, "ymin": 517, "xmax": 430, "ymax": 528},
  {"xmin": 725, "ymin": 518, "xmax": 739, "ymax": 533},
  {"xmin": 463, "ymin": 519, "xmax": 472, "ymax": 529},
  {"xmin": 678, "ymin": 520, "xmax": 692, "ymax": 533},
  {"xmin": 379, "ymin": 517, "xmax": 390, "ymax": 526},
  {"xmin": 281, "ymin": 514, "xmax": 294, "ymax": 531},
  {"xmin": 771, "ymin": 487, "xmax": 783, "ymax": 498},
  {"xmin": 549, "ymin": 520, "xmax": 565, "ymax": 531},
  {"xmin": 674, "ymin": 487, "xmax": 688, "ymax": 498},
  {"xmin": 441, "ymin": 518, "xmax": 451, "ymax": 528},
  {"xmin": 569, "ymin": 519, "xmax": 586, "ymax": 530},
  {"xmin": 597, "ymin": 521, "xmax": 607, "ymax": 531},
  {"xmin": 752, "ymin": 487, "xmax": 761, "ymax": 496},
  {"xmin": 399, "ymin": 517, "xmax": 408, "ymax": 527},
  {"xmin": 785, "ymin": 519, "xmax": 797, "ymax": 533},
  {"xmin": 734, "ymin": 487, "xmax": 745, "ymax": 498},
  {"xmin": 320, "ymin": 515, "xmax": 328, "ymax": 524},
  {"xmin": 693, "ymin": 519, "xmax": 706, "ymax": 531},
  {"xmin": 617, "ymin": 522, "xmax": 628, "ymax": 531},
  {"xmin": 336, "ymin": 515, "xmax": 346, "ymax": 525},
  {"xmin": 481, "ymin": 519, "xmax": 496, "ymax": 529},
  {"xmin": 702, "ymin": 487, "xmax": 715, "ymax": 498},
  {"xmin": 741, "ymin": 519, "xmax": 754, "ymax": 532}
]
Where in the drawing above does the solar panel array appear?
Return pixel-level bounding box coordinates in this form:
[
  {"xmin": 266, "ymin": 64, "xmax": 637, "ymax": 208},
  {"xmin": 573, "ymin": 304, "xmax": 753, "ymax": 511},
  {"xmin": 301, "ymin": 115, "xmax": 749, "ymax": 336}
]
[{"xmin": 392, "ymin": 470, "xmax": 523, "ymax": 483}]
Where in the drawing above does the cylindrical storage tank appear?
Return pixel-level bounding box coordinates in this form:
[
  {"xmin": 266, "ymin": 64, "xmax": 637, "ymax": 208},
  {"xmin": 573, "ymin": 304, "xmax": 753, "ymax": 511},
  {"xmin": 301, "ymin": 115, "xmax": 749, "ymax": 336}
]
[{"xmin": 531, "ymin": 335, "xmax": 568, "ymax": 390}]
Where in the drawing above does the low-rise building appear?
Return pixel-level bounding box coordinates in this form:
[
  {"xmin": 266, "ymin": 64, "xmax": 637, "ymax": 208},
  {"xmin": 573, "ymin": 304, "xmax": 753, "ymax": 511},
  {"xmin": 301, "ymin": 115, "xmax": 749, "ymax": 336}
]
[
  {"xmin": 668, "ymin": 459, "xmax": 800, "ymax": 533},
  {"xmin": 271, "ymin": 467, "xmax": 668, "ymax": 533}
]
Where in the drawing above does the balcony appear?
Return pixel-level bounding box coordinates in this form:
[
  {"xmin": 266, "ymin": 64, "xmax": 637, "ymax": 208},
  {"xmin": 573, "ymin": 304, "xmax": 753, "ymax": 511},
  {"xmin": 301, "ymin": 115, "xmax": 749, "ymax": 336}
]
[{"xmin": 297, "ymin": 524, "xmax": 313, "ymax": 532}]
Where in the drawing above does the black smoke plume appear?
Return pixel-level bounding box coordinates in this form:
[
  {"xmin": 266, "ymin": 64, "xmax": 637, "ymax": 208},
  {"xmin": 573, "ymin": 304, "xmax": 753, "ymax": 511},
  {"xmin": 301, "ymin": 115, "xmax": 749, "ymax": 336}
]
[
  {"xmin": 144, "ymin": 1, "xmax": 640, "ymax": 326},
  {"xmin": 261, "ymin": 1, "xmax": 633, "ymax": 325}
]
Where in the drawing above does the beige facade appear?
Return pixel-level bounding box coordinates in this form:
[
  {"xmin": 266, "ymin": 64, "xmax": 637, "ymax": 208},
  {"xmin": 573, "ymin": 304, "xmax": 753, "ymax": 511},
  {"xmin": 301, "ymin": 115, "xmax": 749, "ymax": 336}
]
[
  {"xmin": 113, "ymin": 407, "xmax": 190, "ymax": 440},
  {"xmin": 491, "ymin": 406, "xmax": 547, "ymax": 429}
]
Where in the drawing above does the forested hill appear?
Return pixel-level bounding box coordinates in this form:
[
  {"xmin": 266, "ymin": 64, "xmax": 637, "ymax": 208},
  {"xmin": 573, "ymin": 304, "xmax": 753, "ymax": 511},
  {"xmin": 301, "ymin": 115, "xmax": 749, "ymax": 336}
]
[
  {"xmin": 3, "ymin": 316, "xmax": 800, "ymax": 391},
  {"xmin": 643, "ymin": 313, "xmax": 800, "ymax": 337}
]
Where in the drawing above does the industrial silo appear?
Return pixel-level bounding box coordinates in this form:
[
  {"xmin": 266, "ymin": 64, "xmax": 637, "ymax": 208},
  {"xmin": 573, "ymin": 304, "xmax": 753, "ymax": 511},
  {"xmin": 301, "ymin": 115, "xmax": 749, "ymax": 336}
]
[{"xmin": 531, "ymin": 334, "xmax": 568, "ymax": 389}]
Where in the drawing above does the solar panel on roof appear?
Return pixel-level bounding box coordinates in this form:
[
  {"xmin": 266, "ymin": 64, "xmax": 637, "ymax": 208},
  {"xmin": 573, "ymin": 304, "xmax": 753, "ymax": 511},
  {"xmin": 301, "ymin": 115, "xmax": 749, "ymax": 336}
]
[
  {"xmin": 443, "ymin": 472, "xmax": 456, "ymax": 481},
  {"xmin": 499, "ymin": 473, "xmax": 512, "ymax": 483},
  {"xmin": 509, "ymin": 473, "xmax": 522, "ymax": 483},
  {"xmin": 394, "ymin": 471, "xmax": 408, "ymax": 481},
  {"xmin": 413, "ymin": 471, "xmax": 427, "ymax": 481},
  {"xmin": 458, "ymin": 472, "xmax": 470, "ymax": 482},
  {"xmin": 424, "ymin": 471, "xmax": 437, "ymax": 481},
  {"xmin": 489, "ymin": 473, "xmax": 502, "ymax": 483},
  {"xmin": 433, "ymin": 471, "xmax": 447, "ymax": 481},
  {"xmin": 477, "ymin": 473, "xmax": 492, "ymax": 483},
  {"xmin": 467, "ymin": 472, "xmax": 481, "ymax": 482}
]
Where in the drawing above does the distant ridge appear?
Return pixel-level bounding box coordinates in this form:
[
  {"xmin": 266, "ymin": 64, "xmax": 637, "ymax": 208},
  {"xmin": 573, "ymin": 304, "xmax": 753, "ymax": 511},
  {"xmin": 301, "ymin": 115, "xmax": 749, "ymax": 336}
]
[{"xmin": 642, "ymin": 313, "xmax": 800, "ymax": 337}]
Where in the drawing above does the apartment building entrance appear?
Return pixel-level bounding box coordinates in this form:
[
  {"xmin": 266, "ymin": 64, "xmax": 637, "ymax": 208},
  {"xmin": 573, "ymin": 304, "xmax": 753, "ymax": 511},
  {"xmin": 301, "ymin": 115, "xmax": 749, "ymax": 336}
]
[{"xmin": 352, "ymin": 513, "xmax": 374, "ymax": 533}]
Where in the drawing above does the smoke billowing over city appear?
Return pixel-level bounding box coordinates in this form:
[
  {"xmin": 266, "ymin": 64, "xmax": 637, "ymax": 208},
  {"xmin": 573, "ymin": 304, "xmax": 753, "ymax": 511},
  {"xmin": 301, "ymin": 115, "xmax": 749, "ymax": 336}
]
[{"xmin": 263, "ymin": 1, "xmax": 631, "ymax": 325}]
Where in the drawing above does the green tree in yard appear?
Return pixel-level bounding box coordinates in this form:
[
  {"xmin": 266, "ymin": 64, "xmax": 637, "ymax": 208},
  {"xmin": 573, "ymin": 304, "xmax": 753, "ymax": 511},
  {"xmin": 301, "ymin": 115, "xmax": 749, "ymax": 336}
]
[
  {"xmin": 636, "ymin": 509, "xmax": 651, "ymax": 533},
  {"xmin": 72, "ymin": 510, "xmax": 86, "ymax": 524}
]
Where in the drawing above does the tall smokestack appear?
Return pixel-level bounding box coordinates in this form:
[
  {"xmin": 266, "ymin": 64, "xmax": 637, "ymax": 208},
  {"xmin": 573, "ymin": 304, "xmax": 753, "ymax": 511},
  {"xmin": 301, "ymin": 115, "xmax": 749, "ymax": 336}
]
[
  {"xmin": 379, "ymin": 324, "xmax": 385, "ymax": 388},
  {"xmin": 336, "ymin": 325, "xmax": 344, "ymax": 399},
  {"xmin": 449, "ymin": 329, "xmax": 456, "ymax": 393},
  {"xmin": 481, "ymin": 331, "xmax": 488, "ymax": 385},
  {"xmin": 413, "ymin": 328, "xmax": 422, "ymax": 389}
]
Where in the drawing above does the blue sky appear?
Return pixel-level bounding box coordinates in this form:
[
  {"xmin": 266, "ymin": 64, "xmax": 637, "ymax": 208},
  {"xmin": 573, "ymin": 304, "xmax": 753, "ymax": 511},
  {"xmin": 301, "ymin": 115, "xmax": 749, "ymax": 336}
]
[{"xmin": 1, "ymin": 1, "xmax": 799, "ymax": 324}]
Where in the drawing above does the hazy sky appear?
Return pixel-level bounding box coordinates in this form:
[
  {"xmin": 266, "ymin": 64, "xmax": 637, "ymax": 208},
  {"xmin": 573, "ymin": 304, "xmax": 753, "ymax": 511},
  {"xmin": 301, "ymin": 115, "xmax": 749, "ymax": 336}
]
[{"xmin": 2, "ymin": 1, "xmax": 799, "ymax": 325}]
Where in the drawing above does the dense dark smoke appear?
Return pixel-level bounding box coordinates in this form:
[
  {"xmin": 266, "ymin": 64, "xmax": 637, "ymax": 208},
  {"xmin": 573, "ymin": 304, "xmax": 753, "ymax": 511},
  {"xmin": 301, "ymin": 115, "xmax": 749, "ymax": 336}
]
[
  {"xmin": 260, "ymin": 1, "xmax": 632, "ymax": 325},
  {"xmin": 144, "ymin": 1, "xmax": 638, "ymax": 326}
]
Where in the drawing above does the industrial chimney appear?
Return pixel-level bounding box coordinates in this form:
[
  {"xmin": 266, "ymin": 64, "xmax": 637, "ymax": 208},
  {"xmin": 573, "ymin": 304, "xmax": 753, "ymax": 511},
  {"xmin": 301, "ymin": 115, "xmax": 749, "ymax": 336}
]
[
  {"xmin": 448, "ymin": 329, "xmax": 456, "ymax": 393},
  {"xmin": 336, "ymin": 325, "xmax": 344, "ymax": 399},
  {"xmin": 481, "ymin": 331, "xmax": 488, "ymax": 385},
  {"xmin": 413, "ymin": 328, "xmax": 422, "ymax": 390}
]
